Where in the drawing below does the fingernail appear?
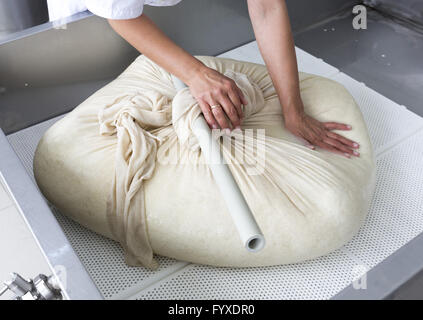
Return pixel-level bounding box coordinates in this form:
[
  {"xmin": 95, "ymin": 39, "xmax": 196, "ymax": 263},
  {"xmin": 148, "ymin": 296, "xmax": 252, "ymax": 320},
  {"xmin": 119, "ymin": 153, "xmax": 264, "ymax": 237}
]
[
  {"xmin": 353, "ymin": 150, "xmax": 360, "ymax": 156},
  {"xmin": 347, "ymin": 125, "xmax": 352, "ymax": 129},
  {"xmin": 235, "ymin": 126, "xmax": 241, "ymax": 130},
  {"xmin": 212, "ymin": 124, "xmax": 218, "ymax": 129},
  {"xmin": 225, "ymin": 128, "xmax": 231, "ymax": 135},
  {"xmin": 353, "ymin": 143, "xmax": 359, "ymax": 148},
  {"xmin": 344, "ymin": 153, "xmax": 351, "ymax": 158}
]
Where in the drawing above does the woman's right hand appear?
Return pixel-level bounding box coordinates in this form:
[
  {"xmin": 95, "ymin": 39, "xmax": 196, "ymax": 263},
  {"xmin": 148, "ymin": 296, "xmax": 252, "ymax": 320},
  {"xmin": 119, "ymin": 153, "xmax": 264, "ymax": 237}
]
[
  {"xmin": 186, "ymin": 65, "xmax": 248, "ymax": 132},
  {"xmin": 108, "ymin": 15, "xmax": 246, "ymax": 131}
]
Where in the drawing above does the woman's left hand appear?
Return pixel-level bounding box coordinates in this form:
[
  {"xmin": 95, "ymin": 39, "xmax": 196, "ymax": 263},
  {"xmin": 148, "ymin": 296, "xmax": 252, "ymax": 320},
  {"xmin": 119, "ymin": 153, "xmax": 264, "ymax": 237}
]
[{"xmin": 284, "ymin": 109, "xmax": 360, "ymax": 158}]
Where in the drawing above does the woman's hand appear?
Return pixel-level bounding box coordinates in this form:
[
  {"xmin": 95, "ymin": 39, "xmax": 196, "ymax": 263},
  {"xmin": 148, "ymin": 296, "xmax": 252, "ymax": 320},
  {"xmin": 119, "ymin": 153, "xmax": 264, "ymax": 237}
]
[
  {"xmin": 285, "ymin": 109, "xmax": 360, "ymax": 158},
  {"xmin": 247, "ymin": 0, "xmax": 359, "ymax": 158},
  {"xmin": 186, "ymin": 65, "xmax": 248, "ymax": 131},
  {"xmin": 108, "ymin": 15, "xmax": 246, "ymax": 132}
]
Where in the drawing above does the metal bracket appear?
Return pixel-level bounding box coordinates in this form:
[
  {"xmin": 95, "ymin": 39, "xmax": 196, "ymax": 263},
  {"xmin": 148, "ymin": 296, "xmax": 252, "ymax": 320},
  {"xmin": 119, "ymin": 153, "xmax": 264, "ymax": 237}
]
[{"xmin": 0, "ymin": 272, "xmax": 62, "ymax": 300}]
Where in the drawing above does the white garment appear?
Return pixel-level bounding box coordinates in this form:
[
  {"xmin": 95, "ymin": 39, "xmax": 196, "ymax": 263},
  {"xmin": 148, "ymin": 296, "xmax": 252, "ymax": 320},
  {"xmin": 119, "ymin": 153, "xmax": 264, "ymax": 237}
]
[{"xmin": 47, "ymin": 0, "xmax": 183, "ymax": 21}]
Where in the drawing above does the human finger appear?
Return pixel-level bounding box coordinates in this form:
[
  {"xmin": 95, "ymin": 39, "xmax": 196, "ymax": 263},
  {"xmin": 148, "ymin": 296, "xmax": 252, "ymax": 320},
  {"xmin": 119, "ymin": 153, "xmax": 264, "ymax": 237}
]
[
  {"xmin": 209, "ymin": 102, "xmax": 230, "ymax": 131},
  {"xmin": 218, "ymin": 94, "xmax": 241, "ymax": 129},
  {"xmin": 327, "ymin": 131, "xmax": 360, "ymax": 150},
  {"xmin": 323, "ymin": 122, "xmax": 352, "ymax": 131},
  {"xmin": 323, "ymin": 136, "xmax": 357, "ymax": 156},
  {"xmin": 198, "ymin": 99, "xmax": 218, "ymax": 129}
]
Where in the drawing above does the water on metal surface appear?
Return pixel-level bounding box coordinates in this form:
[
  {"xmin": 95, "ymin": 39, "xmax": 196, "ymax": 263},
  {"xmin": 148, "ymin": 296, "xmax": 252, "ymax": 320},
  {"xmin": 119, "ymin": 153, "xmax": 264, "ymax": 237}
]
[{"xmin": 295, "ymin": 8, "xmax": 423, "ymax": 118}]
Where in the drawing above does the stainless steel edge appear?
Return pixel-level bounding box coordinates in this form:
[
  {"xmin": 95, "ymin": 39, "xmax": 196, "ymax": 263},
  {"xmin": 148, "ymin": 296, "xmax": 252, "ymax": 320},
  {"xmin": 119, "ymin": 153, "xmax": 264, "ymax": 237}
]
[
  {"xmin": 0, "ymin": 129, "xmax": 103, "ymax": 300},
  {"xmin": 0, "ymin": 0, "xmax": 48, "ymax": 40},
  {"xmin": 333, "ymin": 231, "xmax": 423, "ymax": 300},
  {"xmin": 0, "ymin": 0, "xmax": 360, "ymax": 135},
  {"xmin": 0, "ymin": 10, "xmax": 92, "ymax": 46},
  {"xmin": 364, "ymin": 0, "xmax": 423, "ymax": 26}
]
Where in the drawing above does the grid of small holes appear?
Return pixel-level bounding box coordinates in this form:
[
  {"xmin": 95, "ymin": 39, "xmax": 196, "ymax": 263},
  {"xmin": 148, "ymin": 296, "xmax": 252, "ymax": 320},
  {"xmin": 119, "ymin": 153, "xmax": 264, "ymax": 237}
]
[
  {"xmin": 50, "ymin": 207, "xmax": 180, "ymax": 298},
  {"xmin": 295, "ymin": 48, "xmax": 339, "ymax": 78},
  {"xmin": 135, "ymin": 129, "xmax": 423, "ymax": 300},
  {"xmin": 343, "ymin": 130, "xmax": 423, "ymax": 268},
  {"xmin": 6, "ymin": 67, "xmax": 423, "ymax": 300},
  {"xmin": 219, "ymin": 43, "xmax": 339, "ymax": 78},
  {"xmin": 135, "ymin": 250, "xmax": 358, "ymax": 300},
  {"xmin": 7, "ymin": 118, "xmax": 183, "ymax": 299},
  {"xmin": 331, "ymin": 73, "xmax": 423, "ymax": 153}
]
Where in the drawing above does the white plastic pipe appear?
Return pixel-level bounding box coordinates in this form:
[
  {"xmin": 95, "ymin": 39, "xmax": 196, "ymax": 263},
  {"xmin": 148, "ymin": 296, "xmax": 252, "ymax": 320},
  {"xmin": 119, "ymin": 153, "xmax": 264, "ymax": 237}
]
[{"xmin": 172, "ymin": 75, "xmax": 265, "ymax": 252}]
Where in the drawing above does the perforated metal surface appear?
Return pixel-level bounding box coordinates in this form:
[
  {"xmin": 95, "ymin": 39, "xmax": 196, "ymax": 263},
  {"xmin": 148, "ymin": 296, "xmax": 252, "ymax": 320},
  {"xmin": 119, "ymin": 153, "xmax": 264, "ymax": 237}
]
[
  {"xmin": 330, "ymin": 73, "xmax": 423, "ymax": 155},
  {"xmin": 6, "ymin": 42, "xmax": 423, "ymax": 299},
  {"xmin": 132, "ymin": 251, "xmax": 359, "ymax": 300},
  {"xmin": 6, "ymin": 116, "xmax": 188, "ymax": 299},
  {"xmin": 219, "ymin": 41, "xmax": 339, "ymax": 78},
  {"xmin": 343, "ymin": 131, "xmax": 423, "ymax": 268},
  {"xmin": 132, "ymin": 132, "xmax": 423, "ymax": 300}
]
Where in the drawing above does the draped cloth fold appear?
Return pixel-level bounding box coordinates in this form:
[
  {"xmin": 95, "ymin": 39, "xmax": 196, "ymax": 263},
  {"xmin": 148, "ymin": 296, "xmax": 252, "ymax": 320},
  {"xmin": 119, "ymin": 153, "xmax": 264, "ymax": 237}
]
[
  {"xmin": 97, "ymin": 70, "xmax": 264, "ymax": 269},
  {"xmin": 34, "ymin": 55, "xmax": 375, "ymax": 269},
  {"xmin": 98, "ymin": 91, "xmax": 172, "ymax": 269}
]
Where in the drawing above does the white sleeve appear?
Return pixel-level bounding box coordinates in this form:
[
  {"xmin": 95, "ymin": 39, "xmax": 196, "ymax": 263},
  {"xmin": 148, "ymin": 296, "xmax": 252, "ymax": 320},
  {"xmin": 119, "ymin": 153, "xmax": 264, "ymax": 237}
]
[
  {"xmin": 84, "ymin": 0, "xmax": 145, "ymax": 19},
  {"xmin": 47, "ymin": 0, "xmax": 87, "ymax": 21}
]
